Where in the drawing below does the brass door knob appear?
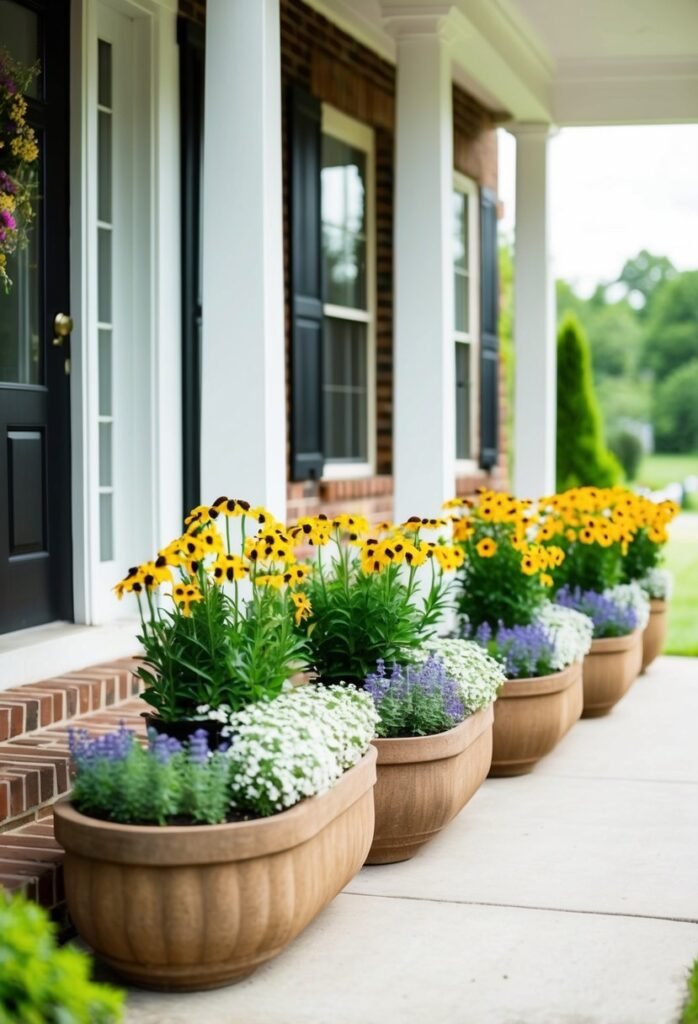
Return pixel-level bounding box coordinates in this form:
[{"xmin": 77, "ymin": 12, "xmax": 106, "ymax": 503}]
[{"xmin": 53, "ymin": 312, "xmax": 73, "ymax": 347}]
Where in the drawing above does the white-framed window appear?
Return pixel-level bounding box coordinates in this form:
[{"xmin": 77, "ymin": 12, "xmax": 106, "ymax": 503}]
[
  {"xmin": 453, "ymin": 172, "xmax": 480, "ymax": 467},
  {"xmin": 320, "ymin": 105, "xmax": 375, "ymax": 479}
]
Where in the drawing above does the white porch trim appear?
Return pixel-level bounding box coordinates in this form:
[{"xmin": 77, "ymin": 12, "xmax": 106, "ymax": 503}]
[
  {"xmin": 390, "ymin": 13, "xmax": 457, "ymax": 520},
  {"xmin": 511, "ymin": 122, "xmax": 556, "ymax": 499},
  {"xmin": 200, "ymin": 0, "xmax": 287, "ymax": 519}
]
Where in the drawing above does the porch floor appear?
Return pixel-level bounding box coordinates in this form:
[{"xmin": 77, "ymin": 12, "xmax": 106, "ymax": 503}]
[{"xmin": 121, "ymin": 655, "xmax": 698, "ymax": 1024}]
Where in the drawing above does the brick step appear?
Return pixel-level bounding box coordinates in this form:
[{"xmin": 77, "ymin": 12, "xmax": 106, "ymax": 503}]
[
  {"xmin": 0, "ymin": 657, "xmax": 142, "ymax": 743},
  {"xmin": 0, "ymin": 688, "xmax": 147, "ymax": 915}
]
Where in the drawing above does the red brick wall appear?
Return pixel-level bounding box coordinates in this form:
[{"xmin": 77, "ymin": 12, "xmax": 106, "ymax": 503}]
[{"xmin": 178, "ymin": 0, "xmax": 508, "ymax": 521}]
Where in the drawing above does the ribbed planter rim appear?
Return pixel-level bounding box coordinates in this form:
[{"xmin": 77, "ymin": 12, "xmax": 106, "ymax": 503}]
[
  {"xmin": 497, "ymin": 661, "xmax": 581, "ymax": 700},
  {"xmin": 54, "ymin": 746, "xmax": 377, "ymax": 866},
  {"xmin": 371, "ymin": 704, "xmax": 493, "ymax": 765},
  {"xmin": 589, "ymin": 628, "xmax": 643, "ymax": 655}
]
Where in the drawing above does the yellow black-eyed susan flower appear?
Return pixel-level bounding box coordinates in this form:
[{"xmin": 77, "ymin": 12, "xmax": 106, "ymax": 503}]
[
  {"xmin": 113, "ymin": 566, "xmax": 144, "ymax": 599},
  {"xmin": 253, "ymin": 574, "xmax": 285, "ymax": 589},
  {"xmin": 291, "ymin": 590, "xmax": 312, "ymax": 625},
  {"xmin": 139, "ymin": 560, "xmax": 173, "ymax": 591},
  {"xmin": 171, "ymin": 582, "xmax": 204, "ymax": 616},
  {"xmin": 283, "ymin": 564, "xmax": 311, "ymax": 586},
  {"xmin": 212, "ymin": 553, "xmax": 249, "ymax": 584},
  {"xmin": 476, "ymin": 538, "xmax": 497, "ymax": 559}
]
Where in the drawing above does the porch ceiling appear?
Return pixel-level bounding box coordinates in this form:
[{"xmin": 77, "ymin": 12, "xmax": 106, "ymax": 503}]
[{"xmin": 303, "ymin": 0, "xmax": 698, "ymax": 125}]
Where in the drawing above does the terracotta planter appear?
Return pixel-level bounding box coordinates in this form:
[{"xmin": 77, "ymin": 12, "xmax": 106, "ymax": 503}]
[
  {"xmin": 366, "ymin": 705, "xmax": 493, "ymax": 865},
  {"xmin": 642, "ymin": 599, "xmax": 668, "ymax": 671},
  {"xmin": 54, "ymin": 748, "xmax": 377, "ymax": 991},
  {"xmin": 581, "ymin": 629, "xmax": 643, "ymax": 717},
  {"xmin": 489, "ymin": 663, "xmax": 582, "ymax": 777}
]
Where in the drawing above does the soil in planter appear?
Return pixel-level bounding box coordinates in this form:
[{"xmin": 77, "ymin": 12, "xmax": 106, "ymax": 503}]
[
  {"xmin": 70, "ymin": 804, "xmax": 264, "ymax": 828},
  {"xmin": 142, "ymin": 713, "xmax": 226, "ymax": 748}
]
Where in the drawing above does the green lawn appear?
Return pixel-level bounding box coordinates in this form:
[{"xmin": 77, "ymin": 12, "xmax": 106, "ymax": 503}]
[
  {"xmin": 636, "ymin": 452, "xmax": 698, "ymax": 511},
  {"xmin": 663, "ymin": 514, "xmax": 698, "ymax": 656}
]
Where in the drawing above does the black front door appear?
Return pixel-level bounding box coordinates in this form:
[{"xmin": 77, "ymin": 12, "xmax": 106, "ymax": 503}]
[{"xmin": 0, "ymin": 0, "xmax": 72, "ymax": 634}]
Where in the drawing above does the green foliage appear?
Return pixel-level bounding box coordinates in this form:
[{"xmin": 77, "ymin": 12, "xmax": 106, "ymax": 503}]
[
  {"xmin": 682, "ymin": 959, "xmax": 698, "ymax": 1024},
  {"xmin": 642, "ymin": 271, "xmax": 698, "ymax": 382},
  {"xmin": 556, "ymin": 313, "xmax": 621, "ymax": 490},
  {"xmin": 653, "ymin": 359, "xmax": 698, "ymax": 453},
  {"xmin": 663, "ymin": 516, "xmax": 698, "ymax": 656},
  {"xmin": 138, "ymin": 583, "xmax": 308, "ymax": 722},
  {"xmin": 456, "ymin": 532, "xmax": 547, "ymax": 628},
  {"xmin": 550, "ymin": 537, "xmax": 623, "ymax": 593},
  {"xmin": 70, "ymin": 727, "xmax": 232, "ymax": 826},
  {"xmin": 0, "ymin": 894, "xmax": 123, "ymax": 1024},
  {"xmin": 498, "ymin": 238, "xmax": 514, "ymax": 475},
  {"xmin": 616, "ymin": 249, "xmax": 676, "ymax": 315},
  {"xmin": 609, "ymin": 430, "xmax": 643, "ymax": 481},
  {"xmin": 302, "ymin": 548, "xmax": 451, "ymax": 687},
  {"xmin": 622, "ymin": 528, "xmax": 662, "ymax": 583}
]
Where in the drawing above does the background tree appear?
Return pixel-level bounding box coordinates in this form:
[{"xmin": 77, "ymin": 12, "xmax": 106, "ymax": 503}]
[
  {"xmin": 556, "ymin": 313, "xmax": 621, "ymax": 490},
  {"xmin": 616, "ymin": 249, "xmax": 676, "ymax": 315},
  {"xmin": 653, "ymin": 360, "xmax": 698, "ymax": 452},
  {"xmin": 641, "ymin": 271, "xmax": 698, "ymax": 381}
]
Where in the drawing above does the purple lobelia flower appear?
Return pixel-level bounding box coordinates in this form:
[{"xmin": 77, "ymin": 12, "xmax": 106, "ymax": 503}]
[
  {"xmin": 556, "ymin": 585, "xmax": 637, "ymax": 638},
  {"xmin": 365, "ymin": 655, "xmax": 465, "ymax": 732},
  {"xmin": 148, "ymin": 729, "xmax": 183, "ymax": 764},
  {"xmin": 187, "ymin": 728, "xmax": 210, "ymax": 765},
  {"xmin": 470, "ymin": 621, "xmax": 556, "ymax": 679},
  {"xmin": 68, "ymin": 722, "xmax": 134, "ymax": 765}
]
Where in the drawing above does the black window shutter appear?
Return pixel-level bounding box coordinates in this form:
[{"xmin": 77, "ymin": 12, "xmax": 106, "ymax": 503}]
[
  {"xmin": 479, "ymin": 187, "xmax": 499, "ymax": 470},
  {"xmin": 178, "ymin": 17, "xmax": 205, "ymax": 516},
  {"xmin": 289, "ymin": 86, "xmax": 324, "ymax": 481}
]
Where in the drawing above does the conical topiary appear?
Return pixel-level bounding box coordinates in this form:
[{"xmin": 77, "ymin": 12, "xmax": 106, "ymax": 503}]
[{"xmin": 556, "ymin": 313, "xmax": 621, "ymax": 490}]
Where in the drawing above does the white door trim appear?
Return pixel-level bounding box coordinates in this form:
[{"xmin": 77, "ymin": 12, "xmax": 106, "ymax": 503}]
[{"xmin": 69, "ymin": 0, "xmax": 181, "ymax": 628}]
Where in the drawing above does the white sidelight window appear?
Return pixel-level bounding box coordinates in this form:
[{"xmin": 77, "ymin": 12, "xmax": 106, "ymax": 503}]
[
  {"xmin": 452, "ymin": 173, "xmax": 480, "ymax": 465},
  {"xmin": 320, "ymin": 106, "xmax": 375, "ymax": 477}
]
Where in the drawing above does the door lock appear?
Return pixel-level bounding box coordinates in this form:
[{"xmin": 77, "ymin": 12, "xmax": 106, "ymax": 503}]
[{"xmin": 52, "ymin": 313, "xmax": 73, "ymax": 347}]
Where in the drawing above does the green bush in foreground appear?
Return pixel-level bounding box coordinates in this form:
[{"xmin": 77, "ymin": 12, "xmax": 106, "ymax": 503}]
[
  {"xmin": 682, "ymin": 959, "xmax": 698, "ymax": 1024},
  {"xmin": 0, "ymin": 893, "xmax": 123, "ymax": 1024}
]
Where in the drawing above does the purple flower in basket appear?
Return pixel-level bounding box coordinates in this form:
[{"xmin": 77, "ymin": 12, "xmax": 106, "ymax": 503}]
[
  {"xmin": 365, "ymin": 655, "xmax": 465, "ymax": 737},
  {"xmin": 556, "ymin": 586, "xmax": 636, "ymax": 638},
  {"xmin": 68, "ymin": 721, "xmax": 133, "ymax": 764},
  {"xmin": 469, "ymin": 620, "xmax": 556, "ymax": 680},
  {"xmin": 187, "ymin": 728, "xmax": 210, "ymax": 765},
  {"xmin": 148, "ymin": 729, "xmax": 183, "ymax": 764}
]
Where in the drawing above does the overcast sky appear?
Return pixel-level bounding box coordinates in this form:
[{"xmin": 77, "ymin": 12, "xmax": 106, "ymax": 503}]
[{"xmin": 498, "ymin": 125, "xmax": 698, "ymax": 296}]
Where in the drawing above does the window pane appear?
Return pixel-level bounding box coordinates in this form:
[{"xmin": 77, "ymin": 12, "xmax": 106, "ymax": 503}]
[
  {"xmin": 98, "ymin": 329, "xmax": 112, "ymax": 416},
  {"xmin": 0, "ymin": 147, "xmax": 42, "ymax": 384},
  {"xmin": 455, "ymin": 342, "xmax": 471, "ymax": 460},
  {"xmin": 98, "ymin": 111, "xmax": 112, "ymax": 222},
  {"xmin": 453, "ymin": 191, "xmax": 467, "ymax": 271},
  {"xmin": 454, "ymin": 269, "xmax": 469, "ymax": 335},
  {"xmin": 98, "ymin": 227, "xmax": 112, "ymax": 323},
  {"xmin": 321, "ymin": 133, "xmax": 367, "ymax": 310},
  {"xmin": 323, "ymin": 317, "xmax": 368, "ymax": 461},
  {"xmin": 98, "ymin": 40, "xmax": 112, "ymax": 108},
  {"xmin": 0, "ymin": 2, "xmax": 40, "ymax": 98},
  {"xmin": 99, "ymin": 422, "xmax": 112, "ymax": 487},
  {"xmin": 99, "ymin": 493, "xmax": 114, "ymax": 561}
]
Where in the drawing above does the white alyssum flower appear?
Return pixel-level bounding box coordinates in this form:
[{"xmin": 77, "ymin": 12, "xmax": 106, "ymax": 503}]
[
  {"xmin": 603, "ymin": 581, "xmax": 651, "ymax": 631},
  {"xmin": 535, "ymin": 602, "xmax": 594, "ymax": 670},
  {"xmin": 417, "ymin": 638, "xmax": 504, "ymax": 713},
  {"xmin": 638, "ymin": 567, "xmax": 673, "ymax": 601},
  {"xmin": 222, "ymin": 685, "xmax": 377, "ymax": 816}
]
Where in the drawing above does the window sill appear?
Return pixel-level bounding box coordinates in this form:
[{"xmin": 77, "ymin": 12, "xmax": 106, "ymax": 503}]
[{"xmin": 321, "ymin": 461, "xmax": 375, "ymax": 482}]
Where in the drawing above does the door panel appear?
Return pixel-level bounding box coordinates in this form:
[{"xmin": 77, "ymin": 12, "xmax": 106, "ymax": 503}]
[{"xmin": 0, "ymin": 0, "xmax": 72, "ymax": 633}]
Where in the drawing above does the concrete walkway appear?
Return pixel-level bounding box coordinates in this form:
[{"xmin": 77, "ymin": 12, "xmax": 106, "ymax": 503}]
[{"xmin": 125, "ymin": 656, "xmax": 698, "ymax": 1024}]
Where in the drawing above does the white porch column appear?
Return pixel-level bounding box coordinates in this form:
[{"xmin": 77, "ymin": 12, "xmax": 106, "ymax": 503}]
[
  {"xmin": 388, "ymin": 14, "xmax": 455, "ymax": 521},
  {"xmin": 201, "ymin": 0, "xmax": 286, "ymax": 518},
  {"xmin": 512, "ymin": 123, "xmax": 556, "ymax": 499}
]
